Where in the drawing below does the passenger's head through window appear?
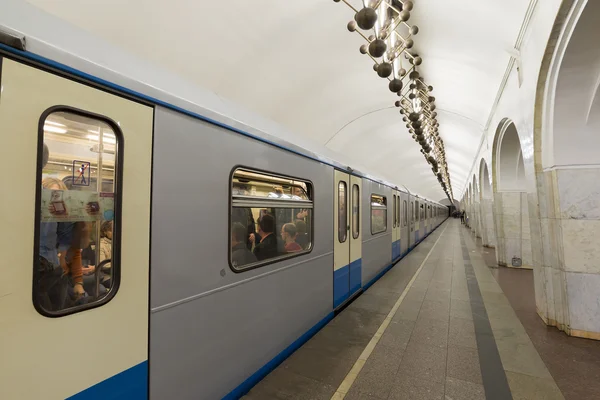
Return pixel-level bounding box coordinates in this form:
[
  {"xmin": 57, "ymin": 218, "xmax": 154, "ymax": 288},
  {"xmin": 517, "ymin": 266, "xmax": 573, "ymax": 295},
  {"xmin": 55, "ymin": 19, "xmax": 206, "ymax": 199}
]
[
  {"xmin": 258, "ymin": 214, "xmax": 275, "ymax": 235},
  {"xmin": 231, "ymin": 222, "xmax": 247, "ymax": 248},
  {"xmin": 42, "ymin": 177, "xmax": 67, "ymax": 191},
  {"xmin": 281, "ymin": 223, "xmax": 297, "ymax": 241},
  {"xmin": 100, "ymin": 220, "xmax": 113, "ymax": 240},
  {"xmin": 295, "ymin": 220, "xmax": 307, "ymax": 234}
]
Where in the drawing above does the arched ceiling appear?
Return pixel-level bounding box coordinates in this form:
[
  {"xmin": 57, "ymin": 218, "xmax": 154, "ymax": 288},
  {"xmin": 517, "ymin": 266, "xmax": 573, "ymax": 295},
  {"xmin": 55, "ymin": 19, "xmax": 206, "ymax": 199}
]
[{"xmin": 24, "ymin": 0, "xmax": 533, "ymax": 200}]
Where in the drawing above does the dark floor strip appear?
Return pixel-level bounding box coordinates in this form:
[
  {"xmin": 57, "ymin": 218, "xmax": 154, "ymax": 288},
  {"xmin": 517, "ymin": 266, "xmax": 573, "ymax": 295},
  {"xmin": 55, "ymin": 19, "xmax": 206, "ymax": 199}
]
[{"xmin": 460, "ymin": 229, "xmax": 513, "ymax": 400}]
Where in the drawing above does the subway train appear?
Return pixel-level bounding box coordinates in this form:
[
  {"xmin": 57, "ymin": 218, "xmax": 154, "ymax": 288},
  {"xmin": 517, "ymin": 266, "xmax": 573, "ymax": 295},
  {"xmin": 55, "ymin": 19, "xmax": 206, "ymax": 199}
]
[{"xmin": 0, "ymin": 6, "xmax": 448, "ymax": 400}]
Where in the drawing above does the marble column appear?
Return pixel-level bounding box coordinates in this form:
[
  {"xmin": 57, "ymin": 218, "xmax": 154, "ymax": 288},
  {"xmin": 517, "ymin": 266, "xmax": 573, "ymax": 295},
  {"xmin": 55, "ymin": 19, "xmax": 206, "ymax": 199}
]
[
  {"xmin": 481, "ymin": 197, "xmax": 496, "ymax": 247},
  {"xmin": 493, "ymin": 191, "xmax": 532, "ymax": 268},
  {"xmin": 548, "ymin": 167, "xmax": 600, "ymax": 339}
]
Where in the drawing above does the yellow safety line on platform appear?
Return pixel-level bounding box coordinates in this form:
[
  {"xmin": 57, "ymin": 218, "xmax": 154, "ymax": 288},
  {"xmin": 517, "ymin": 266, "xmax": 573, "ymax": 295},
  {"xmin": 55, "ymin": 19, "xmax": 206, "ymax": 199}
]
[{"xmin": 331, "ymin": 222, "xmax": 449, "ymax": 399}]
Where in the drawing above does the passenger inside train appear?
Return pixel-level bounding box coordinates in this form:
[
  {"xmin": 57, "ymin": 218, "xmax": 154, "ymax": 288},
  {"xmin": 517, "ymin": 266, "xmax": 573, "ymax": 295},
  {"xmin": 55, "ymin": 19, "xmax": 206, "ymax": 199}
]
[
  {"xmin": 230, "ymin": 168, "xmax": 313, "ymax": 270},
  {"xmin": 36, "ymin": 110, "xmax": 117, "ymax": 313},
  {"xmin": 281, "ymin": 223, "xmax": 302, "ymax": 252}
]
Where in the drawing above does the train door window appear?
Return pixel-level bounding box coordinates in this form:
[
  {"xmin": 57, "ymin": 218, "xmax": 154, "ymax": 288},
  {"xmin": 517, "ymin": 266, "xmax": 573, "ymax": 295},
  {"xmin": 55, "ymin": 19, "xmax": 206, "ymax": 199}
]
[
  {"xmin": 397, "ymin": 196, "xmax": 400, "ymax": 226},
  {"xmin": 402, "ymin": 200, "xmax": 406, "ymax": 226},
  {"xmin": 352, "ymin": 184, "xmax": 360, "ymax": 239},
  {"xmin": 370, "ymin": 194, "xmax": 387, "ymax": 234},
  {"xmin": 338, "ymin": 181, "xmax": 347, "ymax": 243},
  {"xmin": 34, "ymin": 109, "xmax": 121, "ymax": 316},
  {"xmin": 415, "ymin": 201, "xmax": 419, "ymax": 221},
  {"xmin": 393, "ymin": 195, "xmax": 397, "ymax": 228},
  {"xmin": 230, "ymin": 168, "xmax": 313, "ymax": 271}
]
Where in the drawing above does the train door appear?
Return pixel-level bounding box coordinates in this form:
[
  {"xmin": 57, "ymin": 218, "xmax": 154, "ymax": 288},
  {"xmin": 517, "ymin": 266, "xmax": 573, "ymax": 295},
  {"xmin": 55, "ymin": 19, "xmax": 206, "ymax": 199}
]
[
  {"xmin": 333, "ymin": 171, "xmax": 361, "ymax": 309},
  {"xmin": 0, "ymin": 58, "xmax": 152, "ymax": 399},
  {"xmin": 424, "ymin": 203, "xmax": 430, "ymax": 236},
  {"xmin": 408, "ymin": 196, "xmax": 415, "ymax": 249},
  {"xmin": 392, "ymin": 190, "xmax": 401, "ymax": 261},
  {"xmin": 400, "ymin": 192, "xmax": 409, "ymax": 257},
  {"xmin": 415, "ymin": 199, "xmax": 421, "ymax": 243}
]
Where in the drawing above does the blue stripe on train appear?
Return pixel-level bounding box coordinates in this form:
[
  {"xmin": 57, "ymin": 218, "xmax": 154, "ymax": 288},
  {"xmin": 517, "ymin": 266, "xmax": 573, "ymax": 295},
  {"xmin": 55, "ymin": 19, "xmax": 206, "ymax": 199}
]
[
  {"xmin": 334, "ymin": 258, "xmax": 362, "ymax": 308},
  {"xmin": 349, "ymin": 259, "xmax": 362, "ymax": 295},
  {"xmin": 68, "ymin": 361, "xmax": 147, "ymax": 400},
  {"xmin": 392, "ymin": 239, "xmax": 401, "ymax": 261},
  {"xmin": 333, "ymin": 264, "xmax": 350, "ymax": 308},
  {"xmin": 223, "ymin": 312, "xmax": 334, "ymax": 400}
]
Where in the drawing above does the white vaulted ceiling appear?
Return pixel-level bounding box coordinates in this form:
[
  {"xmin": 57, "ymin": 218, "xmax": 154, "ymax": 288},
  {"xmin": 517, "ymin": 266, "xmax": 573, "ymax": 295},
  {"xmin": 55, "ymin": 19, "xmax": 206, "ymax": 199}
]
[{"xmin": 24, "ymin": 0, "xmax": 533, "ymax": 200}]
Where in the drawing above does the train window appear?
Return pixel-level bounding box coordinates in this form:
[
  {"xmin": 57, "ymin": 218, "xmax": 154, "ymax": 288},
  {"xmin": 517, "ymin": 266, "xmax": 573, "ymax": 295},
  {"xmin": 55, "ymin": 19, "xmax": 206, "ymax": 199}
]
[
  {"xmin": 397, "ymin": 196, "xmax": 401, "ymax": 226},
  {"xmin": 352, "ymin": 184, "xmax": 360, "ymax": 239},
  {"xmin": 34, "ymin": 109, "xmax": 121, "ymax": 316},
  {"xmin": 429, "ymin": 205, "xmax": 432, "ymax": 218},
  {"xmin": 393, "ymin": 195, "xmax": 397, "ymax": 228},
  {"xmin": 230, "ymin": 168, "xmax": 313, "ymax": 271},
  {"xmin": 370, "ymin": 194, "xmax": 387, "ymax": 235},
  {"xmin": 338, "ymin": 181, "xmax": 347, "ymax": 243},
  {"xmin": 415, "ymin": 201, "xmax": 419, "ymax": 221},
  {"xmin": 403, "ymin": 200, "xmax": 407, "ymax": 226}
]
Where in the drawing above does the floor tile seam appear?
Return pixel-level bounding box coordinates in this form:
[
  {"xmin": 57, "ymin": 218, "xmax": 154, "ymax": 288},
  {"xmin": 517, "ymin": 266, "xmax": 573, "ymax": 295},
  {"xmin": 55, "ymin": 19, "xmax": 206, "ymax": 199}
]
[{"xmin": 330, "ymin": 223, "xmax": 451, "ymax": 399}]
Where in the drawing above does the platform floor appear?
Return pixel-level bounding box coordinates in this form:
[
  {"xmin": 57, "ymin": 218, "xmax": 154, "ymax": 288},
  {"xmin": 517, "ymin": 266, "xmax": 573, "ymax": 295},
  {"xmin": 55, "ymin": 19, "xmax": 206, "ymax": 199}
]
[{"xmin": 243, "ymin": 219, "xmax": 600, "ymax": 400}]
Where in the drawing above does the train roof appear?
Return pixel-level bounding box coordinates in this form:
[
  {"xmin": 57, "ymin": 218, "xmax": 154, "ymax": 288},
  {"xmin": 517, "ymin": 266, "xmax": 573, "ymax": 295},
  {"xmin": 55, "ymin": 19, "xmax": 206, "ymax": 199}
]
[{"xmin": 0, "ymin": 0, "xmax": 446, "ymax": 206}]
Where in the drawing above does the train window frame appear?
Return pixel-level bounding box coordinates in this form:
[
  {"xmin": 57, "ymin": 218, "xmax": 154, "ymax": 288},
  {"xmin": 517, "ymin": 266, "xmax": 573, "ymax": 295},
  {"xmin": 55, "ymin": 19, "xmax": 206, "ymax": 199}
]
[
  {"xmin": 370, "ymin": 194, "xmax": 387, "ymax": 235},
  {"xmin": 338, "ymin": 181, "xmax": 348, "ymax": 244},
  {"xmin": 403, "ymin": 200, "xmax": 407, "ymax": 226},
  {"xmin": 352, "ymin": 184, "xmax": 360, "ymax": 240},
  {"xmin": 33, "ymin": 106, "xmax": 124, "ymax": 318},
  {"xmin": 228, "ymin": 166, "xmax": 314, "ymax": 273}
]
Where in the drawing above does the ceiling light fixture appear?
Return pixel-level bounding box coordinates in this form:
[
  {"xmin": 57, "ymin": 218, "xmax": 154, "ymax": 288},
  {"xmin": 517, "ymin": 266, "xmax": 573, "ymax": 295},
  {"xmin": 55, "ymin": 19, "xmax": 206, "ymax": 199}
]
[{"xmin": 334, "ymin": 0, "xmax": 453, "ymax": 201}]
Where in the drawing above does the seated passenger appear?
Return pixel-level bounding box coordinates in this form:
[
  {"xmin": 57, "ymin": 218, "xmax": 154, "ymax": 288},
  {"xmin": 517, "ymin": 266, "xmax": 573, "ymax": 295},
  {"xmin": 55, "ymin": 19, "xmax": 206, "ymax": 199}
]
[
  {"xmin": 295, "ymin": 220, "xmax": 309, "ymax": 250},
  {"xmin": 250, "ymin": 214, "xmax": 278, "ymax": 261},
  {"xmin": 38, "ymin": 176, "xmax": 87, "ymax": 310},
  {"xmin": 281, "ymin": 223, "xmax": 302, "ymax": 253},
  {"xmin": 231, "ymin": 222, "xmax": 257, "ymax": 267},
  {"xmin": 98, "ymin": 220, "xmax": 113, "ymax": 287}
]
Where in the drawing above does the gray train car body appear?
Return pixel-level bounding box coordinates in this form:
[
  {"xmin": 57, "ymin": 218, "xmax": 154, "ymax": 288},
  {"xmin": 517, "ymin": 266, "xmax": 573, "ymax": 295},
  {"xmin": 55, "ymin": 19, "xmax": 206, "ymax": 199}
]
[
  {"xmin": 360, "ymin": 180, "xmax": 393, "ymax": 287},
  {"xmin": 150, "ymin": 107, "xmax": 335, "ymax": 399}
]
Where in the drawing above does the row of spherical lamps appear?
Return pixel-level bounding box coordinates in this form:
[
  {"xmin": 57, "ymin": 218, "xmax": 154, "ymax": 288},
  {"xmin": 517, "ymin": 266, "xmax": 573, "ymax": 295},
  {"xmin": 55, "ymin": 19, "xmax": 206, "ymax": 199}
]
[{"xmin": 334, "ymin": 0, "xmax": 453, "ymax": 200}]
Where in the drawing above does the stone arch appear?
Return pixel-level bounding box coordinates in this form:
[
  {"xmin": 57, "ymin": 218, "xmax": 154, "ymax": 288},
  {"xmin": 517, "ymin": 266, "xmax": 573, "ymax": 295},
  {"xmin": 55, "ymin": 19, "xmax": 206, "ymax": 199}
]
[
  {"xmin": 494, "ymin": 120, "xmax": 527, "ymax": 192},
  {"xmin": 534, "ymin": 0, "xmax": 600, "ymax": 338},
  {"xmin": 491, "ymin": 118, "xmax": 533, "ymax": 269}
]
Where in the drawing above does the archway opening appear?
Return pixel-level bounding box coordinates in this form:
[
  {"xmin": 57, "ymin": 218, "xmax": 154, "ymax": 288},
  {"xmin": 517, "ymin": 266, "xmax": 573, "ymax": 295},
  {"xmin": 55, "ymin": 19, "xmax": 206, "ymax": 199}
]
[
  {"xmin": 472, "ymin": 175, "xmax": 481, "ymax": 238},
  {"xmin": 479, "ymin": 159, "xmax": 495, "ymax": 247},
  {"xmin": 492, "ymin": 120, "xmax": 532, "ymax": 269}
]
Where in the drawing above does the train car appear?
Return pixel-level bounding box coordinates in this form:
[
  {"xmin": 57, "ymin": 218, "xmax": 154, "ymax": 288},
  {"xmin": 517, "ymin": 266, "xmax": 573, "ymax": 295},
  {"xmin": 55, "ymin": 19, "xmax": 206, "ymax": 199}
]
[{"xmin": 0, "ymin": 4, "xmax": 448, "ymax": 400}]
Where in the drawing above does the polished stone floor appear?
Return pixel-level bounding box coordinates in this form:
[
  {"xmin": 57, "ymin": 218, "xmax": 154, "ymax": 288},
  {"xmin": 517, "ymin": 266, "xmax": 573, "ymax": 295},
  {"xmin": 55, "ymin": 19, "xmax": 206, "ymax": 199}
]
[{"xmin": 242, "ymin": 220, "xmax": 600, "ymax": 400}]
